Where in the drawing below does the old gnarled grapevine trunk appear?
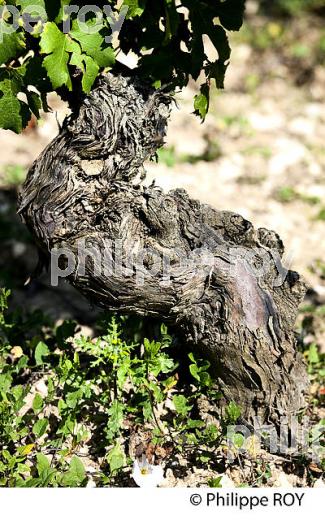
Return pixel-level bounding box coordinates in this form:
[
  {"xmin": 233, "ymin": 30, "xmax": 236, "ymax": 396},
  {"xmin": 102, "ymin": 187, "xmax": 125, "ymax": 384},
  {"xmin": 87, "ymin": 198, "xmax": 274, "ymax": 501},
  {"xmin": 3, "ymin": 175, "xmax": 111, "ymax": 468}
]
[{"xmin": 18, "ymin": 73, "xmax": 309, "ymax": 426}]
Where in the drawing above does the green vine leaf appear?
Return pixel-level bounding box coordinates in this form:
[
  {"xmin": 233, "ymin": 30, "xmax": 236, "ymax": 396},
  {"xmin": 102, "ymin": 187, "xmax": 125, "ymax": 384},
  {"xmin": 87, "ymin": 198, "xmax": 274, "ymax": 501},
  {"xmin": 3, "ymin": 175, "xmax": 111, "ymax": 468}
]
[
  {"xmin": 70, "ymin": 53, "xmax": 99, "ymax": 94},
  {"xmin": 0, "ymin": 21, "xmax": 25, "ymax": 66},
  {"xmin": 123, "ymin": 0, "xmax": 147, "ymax": 18},
  {"xmin": 69, "ymin": 20, "xmax": 115, "ymax": 69},
  {"xmin": 0, "ymin": 70, "xmax": 30, "ymax": 133},
  {"xmin": 40, "ymin": 22, "xmax": 79, "ymax": 90},
  {"xmin": 194, "ymin": 84, "xmax": 210, "ymax": 120},
  {"xmin": 17, "ymin": 0, "xmax": 46, "ymax": 9}
]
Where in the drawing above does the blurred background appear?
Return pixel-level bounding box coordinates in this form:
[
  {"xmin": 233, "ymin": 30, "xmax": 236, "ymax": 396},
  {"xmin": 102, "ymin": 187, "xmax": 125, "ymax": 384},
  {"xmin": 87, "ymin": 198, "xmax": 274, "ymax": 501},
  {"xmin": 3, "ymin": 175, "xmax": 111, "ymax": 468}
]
[{"xmin": 0, "ymin": 0, "xmax": 324, "ymax": 348}]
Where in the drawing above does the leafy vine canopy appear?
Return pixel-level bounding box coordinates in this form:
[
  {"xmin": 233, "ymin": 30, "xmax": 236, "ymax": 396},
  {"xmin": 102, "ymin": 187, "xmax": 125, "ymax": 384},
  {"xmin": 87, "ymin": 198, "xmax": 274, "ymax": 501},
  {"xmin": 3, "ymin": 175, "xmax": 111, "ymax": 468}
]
[{"xmin": 0, "ymin": 0, "xmax": 246, "ymax": 132}]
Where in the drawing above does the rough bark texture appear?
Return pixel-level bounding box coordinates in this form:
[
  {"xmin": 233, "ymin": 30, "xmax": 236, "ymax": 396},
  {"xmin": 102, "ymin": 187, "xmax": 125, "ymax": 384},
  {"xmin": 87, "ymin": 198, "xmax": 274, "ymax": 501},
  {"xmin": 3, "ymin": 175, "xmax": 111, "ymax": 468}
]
[{"xmin": 18, "ymin": 73, "xmax": 309, "ymax": 425}]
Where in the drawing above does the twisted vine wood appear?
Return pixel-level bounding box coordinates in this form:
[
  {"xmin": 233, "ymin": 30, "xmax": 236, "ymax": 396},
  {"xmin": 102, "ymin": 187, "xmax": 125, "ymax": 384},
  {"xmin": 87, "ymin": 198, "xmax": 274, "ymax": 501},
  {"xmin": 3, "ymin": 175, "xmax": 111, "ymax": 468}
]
[{"xmin": 18, "ymin": 73, "xmax": 309, "ymax": 426}]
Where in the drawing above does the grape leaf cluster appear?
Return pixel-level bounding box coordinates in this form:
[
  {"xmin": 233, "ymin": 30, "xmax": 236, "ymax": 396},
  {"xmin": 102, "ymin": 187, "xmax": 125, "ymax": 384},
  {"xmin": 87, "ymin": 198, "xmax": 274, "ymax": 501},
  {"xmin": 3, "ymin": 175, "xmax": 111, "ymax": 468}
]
[{"xmin": 0, "ymin": 0, "xmax": 245, "ymax": 133}]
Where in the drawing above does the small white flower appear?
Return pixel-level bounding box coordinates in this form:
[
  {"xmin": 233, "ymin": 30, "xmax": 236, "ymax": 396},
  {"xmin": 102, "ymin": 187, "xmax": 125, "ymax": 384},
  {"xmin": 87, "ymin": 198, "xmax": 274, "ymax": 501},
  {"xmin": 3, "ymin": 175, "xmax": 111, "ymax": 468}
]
[{"xmin": 132, "ymin": 455, "xmax": 164, "ymax": 488}]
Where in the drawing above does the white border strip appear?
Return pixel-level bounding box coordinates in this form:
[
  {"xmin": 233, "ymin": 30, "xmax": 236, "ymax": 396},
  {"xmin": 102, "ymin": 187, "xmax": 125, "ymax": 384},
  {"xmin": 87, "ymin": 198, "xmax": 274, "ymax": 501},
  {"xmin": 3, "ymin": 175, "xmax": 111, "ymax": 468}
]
[{"xmin": 1, "ymin": 488, "xmax": 324, "ymax": 520}]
